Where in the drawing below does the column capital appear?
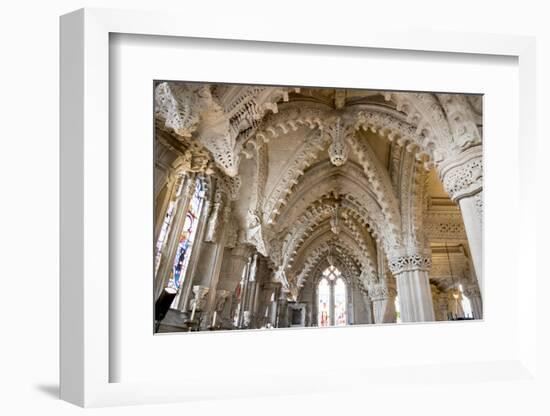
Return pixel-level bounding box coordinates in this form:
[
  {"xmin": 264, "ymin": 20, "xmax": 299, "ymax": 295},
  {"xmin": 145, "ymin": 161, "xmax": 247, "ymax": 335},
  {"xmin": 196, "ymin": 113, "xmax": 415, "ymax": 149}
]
[
  {"xmin": 368, "ymin": 283, "xmax": 397, "ymax": 302},
  {"xmin": 388, "ymin": 251, "xmax": 432, "ymax": 275},
  {"xmin": 438, "ymin": 145, "xmax": 482, "ymax": 202}
]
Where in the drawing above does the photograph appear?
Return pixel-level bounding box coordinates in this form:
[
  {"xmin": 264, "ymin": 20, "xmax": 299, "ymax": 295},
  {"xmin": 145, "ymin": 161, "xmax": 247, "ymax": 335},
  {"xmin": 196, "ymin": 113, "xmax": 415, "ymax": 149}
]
[{"xmin": 153, "ymin": 82, "xmax": 483, "ymax": 333}]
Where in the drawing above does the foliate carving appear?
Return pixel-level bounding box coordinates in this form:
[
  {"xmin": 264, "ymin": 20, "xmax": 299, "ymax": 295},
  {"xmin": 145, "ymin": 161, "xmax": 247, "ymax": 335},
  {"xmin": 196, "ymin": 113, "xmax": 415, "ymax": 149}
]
[
  {"xmin": 440, "ymin": 146, "xmax": 483, "ymax": 201},
  {"xmin": 190, "ymin": 285, "xmax": 210, "ymax": 310},
  {"xmin": 218, "ymin": 174, "xmax": 241, "ymax": 201},
  {"xmin": 325, "ymin": 117, "xmax": 349, "ymax": 166},
  {"xmin": 388, "ymin": 253, "xmax": 432, "ymax": 274},
  {"xmin": 385, "ymin": 92, "xmax": 453, "ymax": 163},
  {"xmin": 368, "ymin": 283, "xmax": 397, "ymax": 302},
  {"xmin": 204, "ymin": 192, "xmax": 223, "ymax": 243},
  {"xmin": 245, "ymin": 209, "xmax": 269, "ymax": 256},
  {"xmin": 155, "ymin": 82, "xmax": 212, "ymax": 137},
  {"xmin": 436, "ymin": 94, "xmax": 482, "ymax": 151}
]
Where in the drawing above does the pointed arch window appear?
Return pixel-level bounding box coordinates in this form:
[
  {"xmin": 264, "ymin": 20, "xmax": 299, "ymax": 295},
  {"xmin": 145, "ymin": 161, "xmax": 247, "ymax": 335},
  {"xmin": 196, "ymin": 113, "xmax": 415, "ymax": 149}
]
[{"xmin": 317, "ymin": 266, "xmax": 347, "ymax": 327}]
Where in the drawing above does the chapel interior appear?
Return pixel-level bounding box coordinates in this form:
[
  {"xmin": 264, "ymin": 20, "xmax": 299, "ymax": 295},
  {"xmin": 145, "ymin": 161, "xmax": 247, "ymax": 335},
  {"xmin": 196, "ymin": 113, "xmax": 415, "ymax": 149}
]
[{"xmin": 153, "ymin": 82, "xmax": 483, "ymax": 333}]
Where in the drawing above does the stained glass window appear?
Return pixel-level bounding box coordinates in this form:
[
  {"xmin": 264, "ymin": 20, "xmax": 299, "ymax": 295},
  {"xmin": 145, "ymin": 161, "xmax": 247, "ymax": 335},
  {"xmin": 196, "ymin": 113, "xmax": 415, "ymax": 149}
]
[
  {"xmin": 334, "ymin": 277, "xmax": 347, "ymax": 326},
  {"xmin": 167, "ymin": 178, "xmax": 205, "ymax": 290},
  {"xmin": 154, "ymin": 177, "xmax": 184, "ymax": 273},
  {"xmin": 318, "ymin": 278, "xmax": 331, "ymax": 327}
]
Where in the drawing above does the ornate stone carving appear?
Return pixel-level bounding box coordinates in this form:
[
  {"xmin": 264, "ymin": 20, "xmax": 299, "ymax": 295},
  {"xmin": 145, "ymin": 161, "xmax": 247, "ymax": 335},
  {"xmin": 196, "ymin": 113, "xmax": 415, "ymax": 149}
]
[
  {"xmin": 388, "ymin": 253, "xmax": 432, "ymax": 274},
  {"xmin": 189, "ymin": 285, "xmax": 210, "ymax": 311},
  {"xmin": 368, "ymin": 283, "xmax": 397, "ymax": 302},
  {"xmin": 204, "ymin": 188, "xmax": 224, "ymax": 243},
  {"xmin": 439, "ymin": 146, "xmax": 483, "ymax": 201},
  {"xmin": 436, "ymin": 93, "xmax": 482, "ymax": 151},
  {"xmin": 155, "ymin": 82, "xmax": 212, "ymax": 137},
  {"xmin": 245, "ymin": 209, "xmax": 269, "ymax": 256},
  {"xmin": 325, "ymin": 117, "xmax": 349, "ymax": 166}
]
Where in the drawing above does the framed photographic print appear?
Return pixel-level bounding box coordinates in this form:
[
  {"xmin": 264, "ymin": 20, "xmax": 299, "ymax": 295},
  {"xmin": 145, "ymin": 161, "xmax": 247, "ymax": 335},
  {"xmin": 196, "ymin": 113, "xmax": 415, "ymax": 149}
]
[{"xmin": 60, "ymin": 7, "xmax": 538, "ymax": 408}]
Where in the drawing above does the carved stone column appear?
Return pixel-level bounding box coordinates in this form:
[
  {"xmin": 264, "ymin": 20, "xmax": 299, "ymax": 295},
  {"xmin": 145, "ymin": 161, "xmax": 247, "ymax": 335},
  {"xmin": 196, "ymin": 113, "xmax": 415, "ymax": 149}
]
[
  {"xmin": 439, "ymin": 145, "xmax": 483, "ymax": 288},
  {"xmin": 463, "ymin": 284, "xmax": 483, "ymax": 319},
  {"xmin": 217, "ymin": 244, "xmax": 253, "ymax": 326},
  {"xmin": 369, "ymin": 282, "xmax": 397, "ymax": 324},
  {"xmin": 389, "ymin": 252, "xmax": 435, "ymax": 322},
  {"xmin": 276, "ymin": 288, "xmax": 290, "ymax": 328},
  {"xmin": 361, "ymin": 291, "xmax": 375, "ymax": 325}
]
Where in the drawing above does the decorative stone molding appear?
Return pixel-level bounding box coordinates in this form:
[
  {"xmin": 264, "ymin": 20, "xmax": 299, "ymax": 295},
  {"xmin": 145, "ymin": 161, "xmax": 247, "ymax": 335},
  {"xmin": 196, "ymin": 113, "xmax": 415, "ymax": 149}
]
[
  {"xmin": 155, "ymin": 82, "xmax": 212, "ymax": 137},
  {"xmin": 384, "ymin": 92, "xmax": 453, "ymax": 163},
  {"xmin": 245, "ymin": 209, "xmax": 269, "ymax": 256},
  {"xmin": 388, "ymin": 253, "xmax": 432, "ymax": 274},
  {"xmin": 325, "ymin": 117, "xmax": 350, "ymax": 166},
  {"xmin": 439, "ymin": 145, "xmax": 483, "ymax": 202},
  {"xmin": 368, "ymin": 283, "xmax": 397, "ymax": 302},
  {"xmin": 155, "ymin": 82, "xmax": 299, "ymax": 177},
  {"xmin": 189, "ymin": 285, "xmax": 210, "ymax": 311},
  {"xmin": 436, "ymin": 94, "xmax": 482, "ymax": 151}
]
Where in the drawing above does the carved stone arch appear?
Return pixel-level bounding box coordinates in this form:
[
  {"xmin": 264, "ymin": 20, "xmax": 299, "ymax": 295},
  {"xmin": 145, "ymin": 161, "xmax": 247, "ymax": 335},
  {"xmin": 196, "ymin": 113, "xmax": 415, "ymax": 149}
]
[
  {"xmin": 382, "ymin": 92, "xmax": 453, "ymax": 163},
  {"xmin": 291, "ymin": 225, "xmax": 377, "ymax": 286},
  {"xmin": 294, "ymin": 240, "xmax": 363, "ymax": 290},
  {"xmin": 268, "ymin": 160, "xmax": 400, "ymax": 253},
  {"xmin": 280, "ymin": 204, "xmax": 378, "ymax": 275},
  {"xmin": 395, "ymin": 150, "xmax": 431, "ymax": 256},
  {"xmin": 310, "ymin": 255, "xmax": 358, "ymax": 288}
]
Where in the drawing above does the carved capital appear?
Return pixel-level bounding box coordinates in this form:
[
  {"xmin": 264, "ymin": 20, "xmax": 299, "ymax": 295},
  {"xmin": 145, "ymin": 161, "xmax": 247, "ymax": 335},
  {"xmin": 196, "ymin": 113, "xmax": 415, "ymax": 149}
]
[
  {"xmin": 388, "ymin": 252, "xmax": 432, "ymax": 274},
  {"xmin": 369, "ymin": 283, "xmax": 397, "ymax": 302},
  {"xmin": 439, "ymin": 145, "xmax": 483, "ymax": 202}
]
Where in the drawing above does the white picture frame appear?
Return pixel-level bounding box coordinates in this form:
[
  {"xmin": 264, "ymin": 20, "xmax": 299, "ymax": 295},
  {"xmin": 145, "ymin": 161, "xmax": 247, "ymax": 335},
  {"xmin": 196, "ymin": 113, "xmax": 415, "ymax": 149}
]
[{"xmin": 60, "ymin": 7, "xmax": 538, "ymax": 408}]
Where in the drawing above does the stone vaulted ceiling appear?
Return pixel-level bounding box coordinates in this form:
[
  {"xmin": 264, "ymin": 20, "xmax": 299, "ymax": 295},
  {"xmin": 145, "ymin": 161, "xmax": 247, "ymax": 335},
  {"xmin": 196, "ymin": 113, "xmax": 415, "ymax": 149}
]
[{"xmin": 155, "ymin": 83, "xmax": 483, "ymax": 299}]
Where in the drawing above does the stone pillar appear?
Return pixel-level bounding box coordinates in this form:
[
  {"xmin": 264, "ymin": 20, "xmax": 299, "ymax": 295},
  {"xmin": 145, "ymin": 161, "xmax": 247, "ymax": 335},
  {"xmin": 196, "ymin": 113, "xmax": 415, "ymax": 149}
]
[
  {"xmin": 439, "ymin": 145, "xmax": 483, "ymax": 288},
  {"xmin": 463, "ymin": 285, "xmax": 483, "ymax": 319},
  {"xmin": 211, "ymin": 289, "xmax": 231, "ymax": 328},
  {"xmin": 369, "ymin": 281, "xmax": 397, "ymax": 324},
  {"xmin": 154, "ymin": 173, "xmax": 196, "ymax": 299},
  {"xmin": 329, "ymin": 281, "xmax": 335, "ymax": 326},
  {"xmin": 389, "ymin": 253, "xmax": 435, "ymax": 322},
  {"xmin": 359, "ymin": 291, "xmax": 374, "ymax": 325},
  {"xmin": 216, "ymin": 244, "xmax": 253, "ymax": 326},
  {"xmin": 276, "ymin": 288, "xmax": 290, "ymax": 328}
]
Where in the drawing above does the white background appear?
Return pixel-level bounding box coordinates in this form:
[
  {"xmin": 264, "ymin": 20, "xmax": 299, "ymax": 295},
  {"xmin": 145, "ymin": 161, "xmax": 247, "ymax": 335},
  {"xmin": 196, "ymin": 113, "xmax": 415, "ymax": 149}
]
[{"xmin": 1, "ymin": 1, "xmax": 549, "ymax": 415}]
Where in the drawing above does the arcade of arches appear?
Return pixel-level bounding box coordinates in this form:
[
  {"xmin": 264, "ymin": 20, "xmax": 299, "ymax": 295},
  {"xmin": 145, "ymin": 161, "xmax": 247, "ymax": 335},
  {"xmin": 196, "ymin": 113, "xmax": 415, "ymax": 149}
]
[{"xmin": 153, "ymin": 82, "xmax": 483, "ymax": 332}]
